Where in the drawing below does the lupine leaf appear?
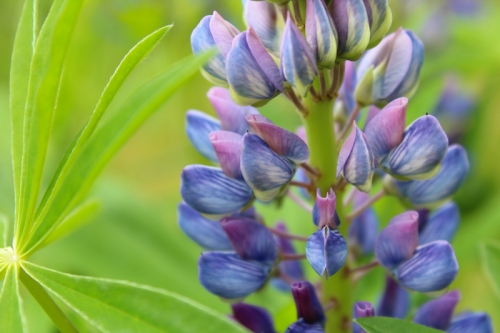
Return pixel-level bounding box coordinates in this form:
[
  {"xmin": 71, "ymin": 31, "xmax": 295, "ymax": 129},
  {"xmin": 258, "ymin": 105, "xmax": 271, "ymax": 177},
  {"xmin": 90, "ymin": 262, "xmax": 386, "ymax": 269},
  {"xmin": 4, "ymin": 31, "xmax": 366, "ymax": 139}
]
[
  {"xmin": 21, "ymin": 50, "xmax": 215, "ymax": 255},
  {"xmin": 356, "ymin": 317, "xmax": 443, "ymax": 333},
  {"xmin": 22, "ymin": 262, "xmax": 250, "ymax": 333},
  {"xmin": 0, "ymin": 265, "xmax": 28, "ymax": 333},
  {"xmin": 480, "ymin": 241, "xmax": 500, "ymax": 300},
  {"xmin": 10, "ymin": 0, "xmax": 37, "ymax": 214},
  {"xmin": 16, "ymin": 0, "xmax": 84, "ymax": 248},
  {"xmin": 31, "ymin": 26, "xmax": 170, "ymax": 251}
]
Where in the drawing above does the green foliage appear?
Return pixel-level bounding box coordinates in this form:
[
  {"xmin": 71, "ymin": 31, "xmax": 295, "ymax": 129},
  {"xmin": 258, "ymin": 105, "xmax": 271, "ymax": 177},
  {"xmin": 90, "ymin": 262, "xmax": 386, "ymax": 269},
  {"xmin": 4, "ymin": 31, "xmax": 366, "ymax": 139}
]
[
  {"xmin": 480, "ymin": 241, "xmax": 500, "ymax": 300},
  {"xmin": 22, "ymin": 262, "xmax": 249, "ymax": 333},
  {"xmin": 0, "ymin": 266, "xmax": 28, "ymax": 333},
  {"xmin": 356, "ymin": 317, "xmax": 443, "ymax": 333}
]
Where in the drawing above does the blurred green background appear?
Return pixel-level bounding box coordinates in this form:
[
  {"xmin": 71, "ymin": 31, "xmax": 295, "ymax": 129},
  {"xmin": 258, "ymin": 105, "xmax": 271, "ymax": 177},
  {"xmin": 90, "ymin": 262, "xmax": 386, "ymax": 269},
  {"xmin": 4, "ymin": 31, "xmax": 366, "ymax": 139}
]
[{"xmin": 0, "ymin": 0, "xmax": 499, "ymax": 331}]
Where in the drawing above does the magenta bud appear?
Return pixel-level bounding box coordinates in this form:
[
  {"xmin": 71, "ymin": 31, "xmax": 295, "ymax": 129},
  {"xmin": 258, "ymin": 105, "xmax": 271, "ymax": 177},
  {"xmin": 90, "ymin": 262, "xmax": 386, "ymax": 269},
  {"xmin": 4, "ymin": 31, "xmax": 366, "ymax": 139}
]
[
  {"xmin": 210, "ymin": 131, "xmax": 244, "ymax": 179},
  {"xmin": 291, "ymin": 281, "xmax": 325, "ymax": 325}
]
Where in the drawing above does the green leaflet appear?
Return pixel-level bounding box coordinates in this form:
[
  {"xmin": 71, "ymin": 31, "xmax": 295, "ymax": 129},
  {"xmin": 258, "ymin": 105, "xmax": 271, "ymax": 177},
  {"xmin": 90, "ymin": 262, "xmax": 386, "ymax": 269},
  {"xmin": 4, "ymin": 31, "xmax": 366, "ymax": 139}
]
[
  {"xmin": 21, "ymin": 50, "xmax": 215, "ymax": 255},
  {"xmin": 9, "ymin": 0, "xmax": 37, "ymax": 215},
  {"xmin": 23, "ymin": 262, "xmax": 249, "ymax": 333},
  {"xmin": 0, "ymin": 265, "xmax": 28, "ymax": 333},
  {"xmin": 480, "ymin": 241, "xmax": 500, "ymax": 300},
  {"xmin": 16, "ymin": 0, "xmax": 84, "ymax": 248},
  {"xmin": 356, "ymin": 317, "xmax": 443, "ymax": 333}
]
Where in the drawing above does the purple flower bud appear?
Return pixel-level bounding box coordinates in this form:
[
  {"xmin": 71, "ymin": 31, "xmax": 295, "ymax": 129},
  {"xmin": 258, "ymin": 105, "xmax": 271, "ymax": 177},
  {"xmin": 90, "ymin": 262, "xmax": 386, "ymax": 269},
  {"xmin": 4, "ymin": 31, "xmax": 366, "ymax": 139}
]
[
  {"xmin": 305, "ymin": 0, "xmax": 338, "ymax": 68},
  {"xmin": 181, "ymin": 165, "xmax": 253, "ymax": 217},
  {"xmin": 353, "ymin": 301, "xmax": 375, "ymax": 333},
  {"xmin": 394, "ymin": 145, "xmax": 470, "ymax": 207},
  {"xmin": 291, "ymin": 281, "xmax": 325, "ymax": 324},
  {"xmin": 198, "ymin": 252, "xmax": 271, "ymax": 299},
  {"xmin": 281, "ymin": 16, "xmax": 318, "ymax": 96},
  {"xmin": 330, "ymin": 0, "xmax": 371, "ymax": 61},
  {"xmin": 337, "ymin": 123, "xmax": 377, "ymax": 192},
  {"xmin": 286, "ymin": 320, "xmax": 325, "ymax": 333},
  {"xmin": 335, "ymin": 61, "xmax": 357, "ymax": 121},
  {"xmin": 243, "ymin": 0, "xmax": 283, "ymax": 56},
  {"xmin": 356, "ymin": 28, "xmax": 424, "ymax": 107},
  {"xmin": 306, "ymin": 227, "xmax": 348, "ymax": 277},
  {"xmin": 241, "ymin": 132, "xmax": 295, "ymax": 202},
  {"xmin": 395, "ymin": 240, "xmax": 459, "ymax": 292},
  {"xmin": 349, "ymin": 190, "xmax": 379, "ymax": 256},
  {"xmin": 383, "ymin": 115, "xmax": 448, "ymax": 180},
  {"xmin": 221, "ymin": 216, "xmax": 277, "ymax": 265},
  {"xmin": 419, "ymin": 202, "xmax": 459, "ymax": 245},
  {"xmin": 376, "ymin": 275, "xmax": 410, "ymax": 319},
  {"xmin": 362, "ymin": 0, "xmax": 392, "ymax": 48},
  {"xmin": 210, "ymin": 131, "xmax": 244, "ymax": 179},
  {"xmin": 177, "ymin": 203, "xmax": 232, "ymax": 251},
  {"xmin": 272, "ymin": 223, "xmax": 305, "ymax": 291},
  {"xmin": 312, "ymin": 189, "xmax": 338, "ymax": 228},
  {"xmin": 246, "ymin": 115, "xmax": 310, "ymax": 164},
  {"xmin": 364, "ymin": 98, "xmax": 407, "ymax": 163},
  {"xmin": 448, "ymin": 312, "xmax": 493, "ymax": 333},
  {"xmin": 413, "ymin": 290, "xmax": 460, "ymax": 330},
  {"xmin": 185, "ymin": 110, "xmax": 222, "ymax": 162},
  {"xmin": 374, "ymin": 211, "xmax": 419, "ymax": 269},
  {"xmin": 207, "ymin": 87, "xmax": 260, "ymax": 135},
  {"xmin": 191, "ymin": 13, "xmax": 240, "ymax": 85},
  {"xmin": 232, "ymin": 303, "xmax": 276, "ymax": 333},
  {"xmin": 226, "ymin": 28, "xmax": 284, "ymax": 106}
]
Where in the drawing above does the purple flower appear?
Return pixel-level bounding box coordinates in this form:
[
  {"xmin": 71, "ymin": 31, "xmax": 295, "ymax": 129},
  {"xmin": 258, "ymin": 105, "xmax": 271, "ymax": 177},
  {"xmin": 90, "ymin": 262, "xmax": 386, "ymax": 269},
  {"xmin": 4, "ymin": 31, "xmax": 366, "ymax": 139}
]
[
  {"xmin": 362, "ymin": 0, "xmax": 392, "ymax": 48},
  {"xmin": 448, "ymin": 312, "xmax": 493, "ymax": 333},
  {"xmin": 312, "ymin": 189, "xmax": 339, "ymax": 229},
  {"xmin": 376, "ymin": 275, "xmax": 410, "ymax": 319},
  {"xmin": 353, "ymin": 301, "xmax": 375, "ymax": 333},
  {"xmin": 349, "ymin": 190, "xmax": 379, "ymax": 256},
  {"xmin": 413, "ymin": 290, "xmax": 460, "ymax": 330},
  {"xmin": 243, "ymin": 0, "xmax": 283, "ymax": 56},
  {"xmin": 185, "ymin": 110, "xmax": 221, "ymax": 162},
  {"xmin": 306, "ymin": 227, "xmax": 348, "ymax": 277},
  {"xmin": 209, "ymin": 131, "xmax": 244, "ymax": 180},
  {"xmin": 419, "ymin": 202, "xmax": 460, "ymax": 245},
  {"xmin": 232, "ymin": 303, "xmax": 276, "ymax": 333},
  {"xmin": 292, "ymin": 281, "xmax": 325, "ymax": 325},
  {"xmin": 305, "ymin": 0, "xmax": 338, "ymax": 68}
]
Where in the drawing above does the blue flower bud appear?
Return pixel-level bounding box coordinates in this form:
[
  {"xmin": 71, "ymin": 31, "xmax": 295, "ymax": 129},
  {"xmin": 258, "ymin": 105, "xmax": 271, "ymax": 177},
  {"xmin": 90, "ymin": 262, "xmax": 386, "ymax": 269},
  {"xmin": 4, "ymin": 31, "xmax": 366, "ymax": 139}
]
[
  {"xmin": 394, "ymin": 145, "xmax": 470, "ymax": 207},
  {"xmin": 305, "ymin": 0, "xmax": 338, "ymax": 68},
  {"xmin": 353, "ymin": 301, "xmax": 375, "ymax": 333},
  {"xmin": 448, "ymin": 312, "xmax": 493, "ymax": 333},
  {"xmin": 207, "ymin": 87, "xmax": 260, "ymax": 135},
  {"xmin": 198, "ymin": 252, "xmax": 271, "ymax": 299},
  {"xmin": 232, "ymin": 303, "xmax": 276, "ymax": 333},
  {"xmin": 226, "ymin": 28, "xmax": 284, "ymax": 106},
  {"xmin": 181, "ymin": 165, "xmax": 253, "ymax": 217},
  {"xmin": 281, "ymin": 16, "xmax": 318, "ymax": 96},
  {"xmin": 306, "ymin": 227, "xmax": 348, "ymax": 277},
  {"xmin": 330, "ymin": 0, "xmax": 371, "ymax": 61},
  {"xmin": 413, "ymin": 290, "xmax": 460, "ymax": 330},
  {"xmin": 286, "ymin": 320, "xmax": 325, "ymax": 333},
  {"xmin": 246, "ymin": 115, "xmax": 310, "ymax": 164},
  {"xmin": 362, "ymin": 0, "xmax": 392, "ymax": 48},
  {"xmin": 376, "ymin": 275, "xmax": 410, "ymax": 319},
  {"xmin": 221, "ymin": 216, "xmax": 277, "ymax": 266},
  {"xmin": 185, "ymin": 110, "xmax": 221, "ymax": 162},
  {"xmin": 177, "ymin": 203, "xmax": 233, "ymax": 251},
  {"xmin": 374, "ymin": 211, "xmax": 419, "ymax": 269},
  {"xmin": 312, "ymin": 189, "xmax": 339, "ymax": 229},
  {"xmin": 356, "ymin": 28, "xmax": 424, "ymax": 107},
  {"xmin": 292, "ymin": 281, "xmax": 325, "ymax": 325},
  {"xmin": 241, "ymin": 132, "xmax": 295, "ymax": 202},
  {"xmin": 272, "ymin": 223, "xmax": 305, "ymax": 291},
  {"xmin": 395, "ymin": 240, "xmax": 458, "ymax": 292},
  {"xmin": 243, "ymin": 0, "xmax": 283, "ymax": 56},
  {"xmin": 209, "ymin": 131, "xmax": 244, "ymax": 180},
  {"xmin": 419, "ymin": 202, "xmax": 459, "ymax": 245},
  {"xmin": 383, "ymin": 115, "xmax": 448, "ymax": 180},
  {"xmin": 191, "ymin": 13, "xmax": 240, "ymax": 85},
  {"xmin": 337, "ymin": 123, "xmax": 377, "ymax": 192},
  {"xmin": 349, "ymin": 190, "xmax": 379, "ymax": 256}
]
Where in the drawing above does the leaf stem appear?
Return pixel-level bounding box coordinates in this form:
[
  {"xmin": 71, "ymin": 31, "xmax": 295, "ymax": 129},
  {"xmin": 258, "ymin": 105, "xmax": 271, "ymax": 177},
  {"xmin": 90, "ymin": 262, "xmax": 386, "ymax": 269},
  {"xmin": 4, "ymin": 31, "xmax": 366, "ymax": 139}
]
[
  {"xmin": 268, "ymin": 226, "xmax": 309, "ymax": 242},
  {"xmin": 281, "ymin": 253, "xmax": 307, "ymax": 261},
  {"xmin": 19, "ymin": 266, "xmax": 79, "ymax": 333},
  {"xmin": 338, "ymin": 103, "xmax": 361, "ymax": 142},
  {"xmin": 287, "ymin": 190, "xmax": 313, "ymax": 214},
  {"xmin": 346, "ymin": 189, "xmax": 385, "ymax": 221}
]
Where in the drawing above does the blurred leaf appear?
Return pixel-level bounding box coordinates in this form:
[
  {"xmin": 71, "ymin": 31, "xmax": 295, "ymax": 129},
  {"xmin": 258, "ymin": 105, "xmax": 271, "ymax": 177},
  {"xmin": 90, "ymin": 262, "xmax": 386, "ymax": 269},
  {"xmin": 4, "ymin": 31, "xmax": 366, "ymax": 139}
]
[
  {"xmin": 0, "ymin": 265, "xmax": 28, "ymax": 333},
  {"xmin": 0, "ymin": 214, "xmax": 7, "ymax": 247},
  {"xmin": 22, "ymin": 50, "xmax": 215, "ymax": 256},
  {"xmin": 9, "ymin": 0, "xmax": 36, "ymax": 212},
  {"xmin": 27, "ymin": 26, "xmax": 171, "ymax": 254},
  {"xmin": 480, "ymin": 241, "xmax": 500, "ymax": 300},
  {"xmin": 356, "ymin": 317, "xmax": 442, "ymax": 333},
  {"xmin": 22, "ymin": 262, "xmax": 249, "ymax": 333},
  {"xmin": 16, "ymin": 0, "xmax": 83, "ymax": 247}
]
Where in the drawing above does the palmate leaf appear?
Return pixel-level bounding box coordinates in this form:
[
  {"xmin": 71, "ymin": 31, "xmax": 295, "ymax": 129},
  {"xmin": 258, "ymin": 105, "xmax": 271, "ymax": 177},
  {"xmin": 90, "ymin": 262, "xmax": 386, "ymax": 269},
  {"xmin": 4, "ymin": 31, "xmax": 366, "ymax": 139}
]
[
  {"xmin": 480, "ymin": 241, "xmax": 500, "ymax": 300},
  {"xmin": 356, "ymin": 317, "xmax": 443, "ymax": 333},
  {"xmin": 0, "ymin": 265, "xmax": 28, "ymax": 333},
  {"xmin": 15, "ymin": 0, "xmax": 84, "ymax": 248},
  {"xmin": 21, "ymin": 50, "xmax": 215, "ymax": 255},
  {"xmin": 22, "ymin": 262, "xmax": 249, "ymax": 333}
]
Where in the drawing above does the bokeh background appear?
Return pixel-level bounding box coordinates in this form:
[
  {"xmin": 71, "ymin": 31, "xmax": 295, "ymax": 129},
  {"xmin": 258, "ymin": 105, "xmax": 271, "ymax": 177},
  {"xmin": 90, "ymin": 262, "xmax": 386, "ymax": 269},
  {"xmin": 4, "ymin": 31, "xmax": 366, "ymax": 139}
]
[{"xmin": 0, "ymin": 0, "xmax": 499, "ymax": 331}]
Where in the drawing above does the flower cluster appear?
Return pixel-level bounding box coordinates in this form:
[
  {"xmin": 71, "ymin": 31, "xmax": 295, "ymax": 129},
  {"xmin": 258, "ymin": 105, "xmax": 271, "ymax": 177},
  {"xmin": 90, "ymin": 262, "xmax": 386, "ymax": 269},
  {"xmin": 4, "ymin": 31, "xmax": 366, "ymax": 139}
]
[{"xmin": 178, "ymin": 0, "xmax": 491, "ymax": 332}]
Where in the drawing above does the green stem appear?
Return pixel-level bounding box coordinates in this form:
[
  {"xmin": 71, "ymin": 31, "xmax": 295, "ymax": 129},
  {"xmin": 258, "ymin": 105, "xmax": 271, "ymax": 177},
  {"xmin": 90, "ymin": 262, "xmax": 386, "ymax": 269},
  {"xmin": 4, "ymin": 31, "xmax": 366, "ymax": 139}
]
[
  {"xmin": 302, "ymin": 96, "xmax": 353, "ymax": 333},
  {"xmin": 19, "ymin": 266, "xmax": 79, "ymax": 333}
]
